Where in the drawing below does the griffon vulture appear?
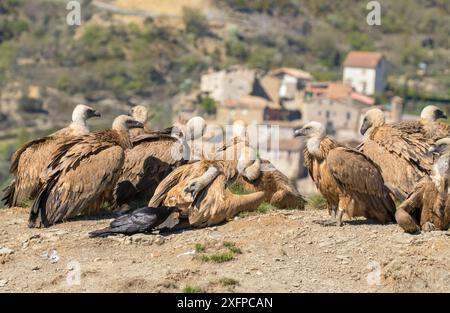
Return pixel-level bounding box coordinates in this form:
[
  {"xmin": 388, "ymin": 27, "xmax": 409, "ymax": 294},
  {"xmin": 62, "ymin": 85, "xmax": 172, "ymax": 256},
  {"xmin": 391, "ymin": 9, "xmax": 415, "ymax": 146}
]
[
  {"xmin": 359, "ymin": 108, "xmax": 434, "ymax": 199},
  {"xmin": 28, "ymin": 115, "xmax": 144, "ymax": 228},
  {"xmin": 113, "ymin": 130, "xmax": 190, "ymax": 212},
  {"xmin": 213, "ymin": 120, "xmax": 250, "ymax": 161},
  {"xmin": 236, "ymin": 159, "xmax": 306, "ymax": 210},
  {"xmin": 294, "ymin": 121, "xmax": 396, "ymax": 226},
  {"xmin": 147, "ymin": 147, "xmax": 265, "ymax": 230},
  {"xmin": 393, "ymin": 105, "xmax": 449, "ymax": 140},
  {"xmin": 2, "ymin": 104, "xmax": 101, "ymax": 207},
  {"xmin": 395, "ymin": 138, "xmax": 450, "ymax": 233},
  {"xmin": 128, "ymin": 105, "xmax": 153, "ymax": 138},
  {"xmin": 88, "ymin": 206, "xmax": 181, "ymax": 238}
]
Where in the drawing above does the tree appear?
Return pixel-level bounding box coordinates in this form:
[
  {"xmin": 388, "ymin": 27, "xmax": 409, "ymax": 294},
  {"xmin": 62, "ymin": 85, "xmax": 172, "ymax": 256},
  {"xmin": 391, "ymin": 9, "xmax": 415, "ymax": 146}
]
[{"xmin": 182, "ymin": 7, "xmax": 209, "ymax": 38}]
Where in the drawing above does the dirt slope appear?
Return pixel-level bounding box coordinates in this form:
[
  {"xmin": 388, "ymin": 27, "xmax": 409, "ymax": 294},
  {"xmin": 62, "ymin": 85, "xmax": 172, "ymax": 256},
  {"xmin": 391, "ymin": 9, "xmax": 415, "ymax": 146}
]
[{"xmin": 0, "ymin": 207, "xmax": 449, "ymax": 292}]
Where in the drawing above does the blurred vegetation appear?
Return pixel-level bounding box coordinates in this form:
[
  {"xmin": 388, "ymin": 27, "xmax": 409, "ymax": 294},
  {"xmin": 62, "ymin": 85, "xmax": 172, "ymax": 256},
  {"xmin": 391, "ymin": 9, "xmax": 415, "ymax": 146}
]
[{"xmin": 1, "ymin": 0, "xmax": 450, "ymax": 204}]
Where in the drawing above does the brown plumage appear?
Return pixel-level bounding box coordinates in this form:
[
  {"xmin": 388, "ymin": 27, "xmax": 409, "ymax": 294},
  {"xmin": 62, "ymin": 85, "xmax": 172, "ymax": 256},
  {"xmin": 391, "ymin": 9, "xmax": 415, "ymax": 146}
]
[
  {"xmin": 396, "ymin": 138, "xmax": 450, "ymax": 233},
  {"xmin": 28, "ymin": 115, "xmax": 143, "ymax": 228},
  {"xmin": 148, "ymin": 150, "xmax": 264, "ymax": 229},
  {"xmin": 113, "ymin": 131, "xmax": 189, "ymax": 211},
  {"xmin": 2, "ymin": 104, "xmax": 100, "ymax": 207},
  {"xmin": 236, "ymin": 159, "xmax": 305, "ymax": 210},
  {"xmin": 392, "ymin": 105, "xmax": 449, "ymax": 141},
  {"xmin": 358, "ymin": 108, "xmax": 434, "ymax": 199},
  {"xmin": 295, "ymin": 122, "xmax": 396, "ymax": 226}
]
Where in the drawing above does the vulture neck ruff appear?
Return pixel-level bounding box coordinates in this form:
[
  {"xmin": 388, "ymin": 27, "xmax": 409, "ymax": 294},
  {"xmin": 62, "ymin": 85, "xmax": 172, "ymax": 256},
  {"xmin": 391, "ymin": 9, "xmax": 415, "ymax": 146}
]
[
  {"xmin": 69, "ymin": 118, "xmax": 89, "ymax": 135},
  {"xmin": 432, "ymin": 155, "xmax": 450, "ymax": 189},
  {"xmin": 114, "ymin": 130, "xmax": 133, "ymax": 150},
  {"xmin": 307, "ymin": 136, "xmax": 324, "ymax": 157}
]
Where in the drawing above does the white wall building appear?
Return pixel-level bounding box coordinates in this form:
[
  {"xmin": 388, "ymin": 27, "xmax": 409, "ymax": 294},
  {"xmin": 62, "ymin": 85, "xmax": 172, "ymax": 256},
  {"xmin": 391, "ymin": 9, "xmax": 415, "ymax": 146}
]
[{"xmin": 343, "ymin": 51, "xmax": 386, "ymax": 96}]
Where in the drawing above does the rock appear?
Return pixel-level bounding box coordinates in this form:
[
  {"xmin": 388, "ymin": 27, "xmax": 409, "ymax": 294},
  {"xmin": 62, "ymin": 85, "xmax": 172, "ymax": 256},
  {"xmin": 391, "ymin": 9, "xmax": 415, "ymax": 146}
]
[
  {"xmin": 0, "ymin": 279, "xmax": 8, "ymax": 287},
  {"xmin": 31, "ymin": 265, "xmax": 40, "ymax": 271},
  {"xmin": 94, "ymin": 258, "xmax": 102, "ymax": 262},
  {"xmin": 0, "ymin": 247, "xmax": 14, "ymax": 256},
  {"xmin": 154, "ymin": 236, "xmax": 165, "ymax": 245},
  {"xmin": 42, "ymin": 249, "xmax": 60, "ymax": 264}
]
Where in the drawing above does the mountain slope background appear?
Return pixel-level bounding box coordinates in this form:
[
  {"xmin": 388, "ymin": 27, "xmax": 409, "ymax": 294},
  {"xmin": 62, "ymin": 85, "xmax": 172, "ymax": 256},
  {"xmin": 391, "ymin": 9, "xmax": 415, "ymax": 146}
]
[{"xmin": 0, "ymin": 0, "xmax": 449, "ymax": 202}]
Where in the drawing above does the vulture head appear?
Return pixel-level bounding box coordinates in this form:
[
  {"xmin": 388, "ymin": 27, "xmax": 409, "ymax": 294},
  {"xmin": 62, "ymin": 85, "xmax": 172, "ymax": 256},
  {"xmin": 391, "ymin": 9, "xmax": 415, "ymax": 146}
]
[
  {"xmin": 112, "ymin": 115, "xmax": 144, "ymax": 132},
  {"xmin": 186, "ymin": 116, "xmax": 207, "ymax": 140},
  {"xmin": 232, "ymin": 120, "xmax": 247, "ymax": 138},
  {"xmin": 72, "ymin": 104, "xmax": 101, "ymax": 123},
  {"xmin": 360, "ymin": 108, "xmax": 385, "ymax": 135},
  {"xmin": 129, "ymin": 105, "xmax": 150, "ymax": 124},
  {"xmin": 237, "ymin": 146, "xmax": 261, "ymax": 181},
  {"xmin": 421, "ymin": 105, "xmax": 447, "ymax": 122},
  {"xmin": 428, "ymin": 138, "xmax": 450, "ymax": 157},
  {"xmin": 294, "ymin": 121, "xmax": 325, "ymax": 139}
]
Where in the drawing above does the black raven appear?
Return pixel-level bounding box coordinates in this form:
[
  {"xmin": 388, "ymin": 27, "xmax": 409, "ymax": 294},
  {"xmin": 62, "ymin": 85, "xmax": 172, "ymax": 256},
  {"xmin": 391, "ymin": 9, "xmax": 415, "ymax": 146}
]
[{"xmin": 88, "ymin": 206, "xmax": 180, "ymax": 238}]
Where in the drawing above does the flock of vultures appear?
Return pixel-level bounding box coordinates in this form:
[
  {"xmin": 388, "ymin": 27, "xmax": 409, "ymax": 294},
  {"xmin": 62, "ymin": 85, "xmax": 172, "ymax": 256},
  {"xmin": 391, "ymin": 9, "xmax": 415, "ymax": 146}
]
[{"xmin": 2, "ymin": 104, "xmax": 450, "ymax": 238}]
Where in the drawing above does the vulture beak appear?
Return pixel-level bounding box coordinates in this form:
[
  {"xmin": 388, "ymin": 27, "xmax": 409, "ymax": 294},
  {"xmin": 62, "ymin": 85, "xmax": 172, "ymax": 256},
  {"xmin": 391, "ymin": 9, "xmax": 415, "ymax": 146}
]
[
  {"xmin": 427, "ymin": 144, "xmax": 439, "ymax": 156},
  {"xmin": 294, "ymin": 128, "xmax": 305, "ymax": 137},
  {"xmin": 92, "ymin": 110, "xmax": 101, "ymax": 118},
  {"xmin": 128, "ymin": 120, "xmax": 145, "ymax": 129},
  {"xmin": 436, "ymin": 110, "xmax": 447, "ymax": 120},
  {"xmin": 360, "ymin": 119, "xmax": 371, "ymax": 135}
]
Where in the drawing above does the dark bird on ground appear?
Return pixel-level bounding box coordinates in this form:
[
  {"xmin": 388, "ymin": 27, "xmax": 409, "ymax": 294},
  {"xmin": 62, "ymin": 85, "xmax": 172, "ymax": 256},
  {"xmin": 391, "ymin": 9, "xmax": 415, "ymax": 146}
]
[
  {"xmin": 88, "ymin": 206, "xmax": 180, "ymax": 238},
  {"xmin": 294, "ymin": 121, "xmax": 396, "ymax": 226},
  {"xmin": 358, "ymin": 108, "xmax": 434, "ymax": 199},
  {"xmin": 2, "ymin": 104, "xmax": 100, "ymax": 207},
  {"xmin": 28, "ymin": 115, "xmax": 143, "ymax": 228},
  {"xmin": 395, "ymin": 138, "xmax": 450, "ymax": 233}
]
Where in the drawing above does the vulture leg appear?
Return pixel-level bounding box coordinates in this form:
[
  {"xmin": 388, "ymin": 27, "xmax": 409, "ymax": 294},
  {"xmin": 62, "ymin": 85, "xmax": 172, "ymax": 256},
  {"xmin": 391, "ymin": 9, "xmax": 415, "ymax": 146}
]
[
  {"xmin": 184, "ymin": 166, "xmax": 219, "ymax": 199},
  {"xmin": 395, "ymin": 188, "xmax": 422, "ymax": 233},
  {"xmin": 314, "ymin": 202, "xmax": 345, "ymax": 227}
]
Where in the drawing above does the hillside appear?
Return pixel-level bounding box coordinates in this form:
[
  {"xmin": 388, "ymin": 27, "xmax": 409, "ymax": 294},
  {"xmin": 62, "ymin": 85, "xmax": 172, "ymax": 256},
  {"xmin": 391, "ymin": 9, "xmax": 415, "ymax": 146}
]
[
  {"xmin": 1, "ymin": 207, "xmax": 450, "ymax": 292},
  {"xmin": 0, "ymin": 0, "xmax": 449, "ymax": 201}
]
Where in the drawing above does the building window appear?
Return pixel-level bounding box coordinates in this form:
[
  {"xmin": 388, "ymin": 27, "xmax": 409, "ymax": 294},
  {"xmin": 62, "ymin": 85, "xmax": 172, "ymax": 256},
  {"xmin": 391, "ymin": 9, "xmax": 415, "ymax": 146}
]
[
  {"xmin": 326, "ymin": 110, "xmax": 330, "ymax": 118},
  {"xmin": 362, "ymin": 82, "xmax": 367, "ymax": 94},
  {"xmin": 346, "ymin": 112, "xmax": 351, "ymax": 120}
]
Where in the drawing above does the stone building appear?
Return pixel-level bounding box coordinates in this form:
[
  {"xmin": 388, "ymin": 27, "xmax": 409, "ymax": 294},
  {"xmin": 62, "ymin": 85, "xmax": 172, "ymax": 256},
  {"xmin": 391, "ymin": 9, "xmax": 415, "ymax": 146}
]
[{"xmin": 343, "ymin": 51, "xmax": 386, "ymax": 96}]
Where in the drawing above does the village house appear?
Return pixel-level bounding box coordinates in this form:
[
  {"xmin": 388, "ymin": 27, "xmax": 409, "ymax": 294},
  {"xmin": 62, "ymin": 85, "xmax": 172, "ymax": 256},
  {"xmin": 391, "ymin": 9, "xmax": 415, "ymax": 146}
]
[
  {"xmin": 303, "ymin": 82, "xmax": 375, "ymax": 136},
  {"xmin": 343, "ymin": 51, "xmax": 386, "ymax": 96}
]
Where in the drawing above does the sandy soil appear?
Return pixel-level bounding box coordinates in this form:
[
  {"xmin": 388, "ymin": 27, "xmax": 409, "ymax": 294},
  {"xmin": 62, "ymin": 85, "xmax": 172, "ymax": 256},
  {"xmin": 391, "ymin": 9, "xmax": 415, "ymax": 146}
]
[{"xmin": 1, "ymin": 207, "xmax": 449, "ymax": 293}]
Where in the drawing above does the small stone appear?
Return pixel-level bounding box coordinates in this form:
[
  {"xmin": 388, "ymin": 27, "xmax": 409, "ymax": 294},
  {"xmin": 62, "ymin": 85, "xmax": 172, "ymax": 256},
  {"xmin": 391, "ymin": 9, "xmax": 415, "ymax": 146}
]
[
  {"xmin": 94, "ymin": 258, "xmax": 102, "ymax": 262},
  {"xmin": 0, "ymin": 279, "xmax": 8, "ymax": 287},
  {"xmin": 0, "ymin": 247, "xmax": 14, "ymax": 256},
  {"xmin": 255, "ymin": 271, "xmax": 263, "ymax": 276},
  {"xmin": 31, "ymin": 266, "xmax": 40, "ymax": 271},
  {"xmin": 154, "ymin": 236, "xmax": 165, "ymax": 245}
]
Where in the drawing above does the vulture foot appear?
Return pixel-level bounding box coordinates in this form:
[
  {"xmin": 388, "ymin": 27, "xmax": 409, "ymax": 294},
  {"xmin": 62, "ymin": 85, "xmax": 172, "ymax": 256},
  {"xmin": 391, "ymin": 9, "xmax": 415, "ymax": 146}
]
[{"xmin": 421, "ymin": 222, "xmax": 436, "ymax": 232}]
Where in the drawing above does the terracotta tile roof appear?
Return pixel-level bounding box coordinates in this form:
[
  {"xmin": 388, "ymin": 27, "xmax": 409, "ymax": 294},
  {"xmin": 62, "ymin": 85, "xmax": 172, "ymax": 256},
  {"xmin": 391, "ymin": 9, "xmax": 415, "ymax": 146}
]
[
  {"xmin": 270, "ymin": 67, "xmax": 313, "ymax": 80},
  {"xmin": 351, "ymin": 92, "xmax": 375, "ymax": 106},
  {"xmin": 343, "ymin": 51, "xmax": 383, "ymax": 69},
  {"xmin": 325, "ymin": 82, "xmax": 353, "ymax": 100}
]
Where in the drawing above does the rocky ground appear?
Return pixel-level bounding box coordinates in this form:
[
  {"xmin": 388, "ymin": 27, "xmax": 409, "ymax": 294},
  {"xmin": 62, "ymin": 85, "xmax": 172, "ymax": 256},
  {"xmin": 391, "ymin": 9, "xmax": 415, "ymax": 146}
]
[{"xmin": 1, "ymin": 207, "xmax": 450, "ymax": 293}]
